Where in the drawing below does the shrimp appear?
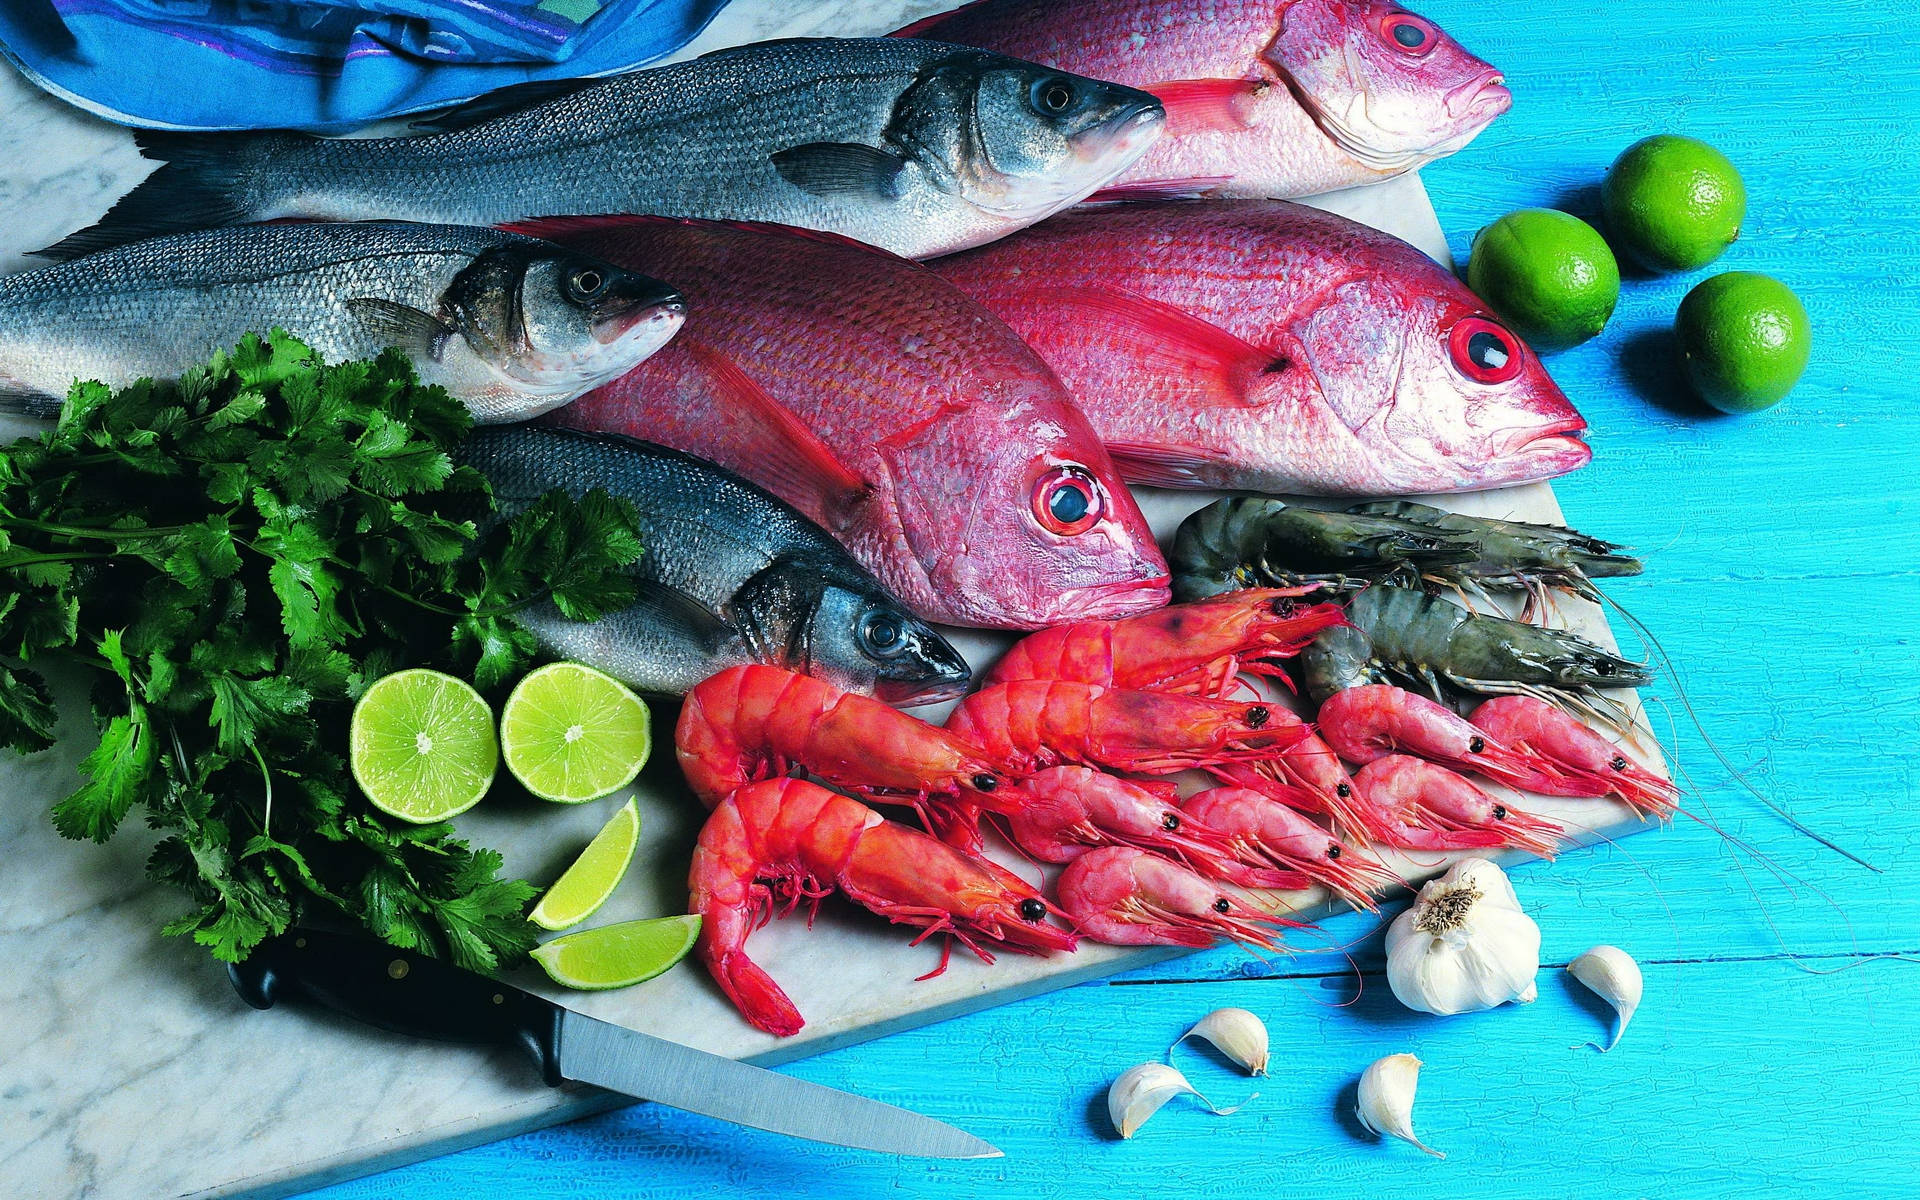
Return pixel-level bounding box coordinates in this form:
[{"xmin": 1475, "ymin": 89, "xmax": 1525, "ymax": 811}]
[
  {"xmin": 689, "ymin": 777, "xmax": 1079, "ymax": 1036},
  {"xmin": 980, "ymin": 588, "xmax": 1348, "ymax": 697},
  {"xmin": 1055, "ymin": 846, "xmax": 1301, "ymax": 949},
  {"xmin": 1315, "ymin": 683, "xmax": 1598, "ymax": 798},
  {"xmin": 1469, "ymin": 695, "xmax": 1677, "ymax": 818},
  {"xmin": 1179, "ymin": 787, "xmax": 1401, "ymax": 911},
  {"xmin": 1351, "ymin": 755, "xmax": 1566, "ymax": 858}
]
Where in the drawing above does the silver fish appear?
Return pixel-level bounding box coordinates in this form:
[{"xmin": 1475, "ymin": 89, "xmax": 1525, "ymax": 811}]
[
  {"xmin": 0, "ymin": 222, "xmax": 684, "ymax": 424},
  {"xmin": 456, "ymin": 425, "xmax": 971, "ymax": 704},
  {"xmin": 43, "ymin": 38, "xmax": 1167, "ymax": 263}
]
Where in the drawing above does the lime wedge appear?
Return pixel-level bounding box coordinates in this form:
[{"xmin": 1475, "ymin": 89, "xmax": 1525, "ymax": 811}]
[
  {"xmin": 529, "ymin": 797, "xmax": 642, "ymax": 932},
  {"xmin": 349, "ymin": 668, "xmax": 498, "ymax": 823},
  {"xmin": 500, "ymin": 662, "xmax": 652, "ymax": 804},
  {"xmin": 532, "ymin": 914, "xmax": 703, "ymax": 990}
]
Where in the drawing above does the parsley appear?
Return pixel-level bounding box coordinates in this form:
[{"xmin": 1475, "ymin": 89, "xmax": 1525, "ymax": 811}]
[{"xmin": 0, "ymin": 332, "xmax": 643, "ymax": 971}]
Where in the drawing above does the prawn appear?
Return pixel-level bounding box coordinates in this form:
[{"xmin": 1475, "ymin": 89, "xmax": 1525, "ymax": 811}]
[
  {"xmin": 1178, "ymin": 787, "xmax": 1400, "ymax": 911},
  {"xmin": 1469, "ymin": 695, "xmax": 1677, "ymax": 818},
  {"xmin": 1055, "ymin": 846, "xmax": 1303, "ymax": 950},
  {"xmin": 1351, "ymin": 755, "xmax": 1566, "ymax": 858},
  {"xmin": 689, "ymin": 777, "xmax": 1079, "ymax": 1037},
  {"xmin": 1315, "ymin": 683, "xmax": 1603, "ymax": 798}
]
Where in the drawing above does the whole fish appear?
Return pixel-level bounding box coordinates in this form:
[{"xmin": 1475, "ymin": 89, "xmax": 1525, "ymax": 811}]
[
  {"xmin": 0, "ymin": 222, "xmax": 683, "ymax": 424},
  {"xmin": 896, "ymin": 0, "xmax": 1509, "ymax": 200},
  {"xmin": 519, "ymin": 216, "xmax": 1169, "ymax": 631},
  {"xmin": 930, "ymin": 200, "xmax": 1590, "ymax": 496},
  {"xmin": 42, "ymin": 38, "xmax": 1166, "ymax": 263},
  {"xmin": 457, "ymin": 425, "xmax": 971, "ymax": 704}
]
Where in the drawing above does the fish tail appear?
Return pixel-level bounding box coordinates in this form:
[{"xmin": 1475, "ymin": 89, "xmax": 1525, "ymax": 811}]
[{"xmin": 35, "ymin": 131, "xmax": 278, "ymax": 260}]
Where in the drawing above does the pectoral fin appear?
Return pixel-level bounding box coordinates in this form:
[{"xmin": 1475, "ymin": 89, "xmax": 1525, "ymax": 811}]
[
  {"xmin": 771, "ymin": 142, "xmax": 907, "ymax": 200},
  {"xmin": 1049, "ymin": 286, "xmax": 1287, "ymax": 410},
  {"xmin": 346, "ymin": 298, "xmax": 455, "ymax": 361},
  {"xmin": 1147, "ymin": 78, "xmax": 1266, "ymax": 135}
]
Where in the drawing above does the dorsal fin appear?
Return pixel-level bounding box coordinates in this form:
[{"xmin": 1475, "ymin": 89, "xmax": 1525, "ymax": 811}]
[
  {"xmin": 1045, "ymin": 286, "xmax": 1291, "ymax": 410},
  {"xmin": 1146, "ymin": 78, "xmax": 1266, "ymax": 136},
  {"xmin": 889, "ymin": 1, "xmax": 997, "ymax": 38},
  {"xmin": 410, "ymin": 77, "xmax": 607, "ymax": 133},
  {"xmin": 502, "ymin": 214, "xmax": 913, "ymax": 262}
]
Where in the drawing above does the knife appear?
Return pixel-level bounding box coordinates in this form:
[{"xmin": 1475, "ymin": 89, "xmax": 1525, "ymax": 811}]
[{"xmin": 229, "ymin": 927, "xmax": 1001, "ymax": 1159}]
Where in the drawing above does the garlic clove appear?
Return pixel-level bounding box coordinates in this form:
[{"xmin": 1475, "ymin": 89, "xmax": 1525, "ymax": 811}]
[
  {"xmin": 1172, "ymin": 1007, "xmax": 1270, "ymax": 1076},
  {"xmin": 1107, "ymin": 1062, "xmax": 1247, "ymax": 1139},
  {"xmin": 1568, "ymin": 944, "xmax": 1642, "ymax": 1051},
  {"xmin": 1354, "ymin": 1053, "xmax": 1443, "ymax": 1159}
]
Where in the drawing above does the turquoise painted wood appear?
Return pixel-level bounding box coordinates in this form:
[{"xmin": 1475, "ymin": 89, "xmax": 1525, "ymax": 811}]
[{"xmin": 297, "ymin": 1, "xmax": 1920, "ymax": 1195}]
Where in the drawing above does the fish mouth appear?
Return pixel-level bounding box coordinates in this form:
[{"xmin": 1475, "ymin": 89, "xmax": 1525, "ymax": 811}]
[
  {"xmin": 1510, "ymin": 419, "xmax": 1594, "ymax": 469},
  {"xmin": 1077, "ymin": 100, "xmax": 1167, "ymax": 165},
  {"xmin": 883, "ymin": 674, "xmax": 973, "ymax": 708},
  {"xmin": 1446, "ymin": 71, "xmax": 1512, "ymax": 121},
  {"xmin": 593, "ymin": 297, "xmax": 686, "ymax": 346},
  {"xmin": 1052, "ymin": 573, "xmax": 1172, "ymax": 621}
]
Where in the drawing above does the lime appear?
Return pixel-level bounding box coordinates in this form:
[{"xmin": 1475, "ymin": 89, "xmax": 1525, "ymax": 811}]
[
  {"xmin": 1466, "ymin": 208, "xmax": 1620, "ymax": 352},
  {"xmin": 531, "ymin": 914, "xmax": 703, "ymax": 990},
  {"xmin": 529, "ymin": 797, "xmax": 642, "ymax": 932},
  {"xmin": 1601, "ymin": 135, "xmax": 1746, "ymax": 272},
  {"xmin": 349, "ymin": 669, "xmax": 498, "ymax": 823},
  {"xmin": 1676, "ymin": 271, "xmax": 1811, "ymax": 413},
  {"xmin": 500, "ymin": 662, "xmax": 652, "ymax": 804}
]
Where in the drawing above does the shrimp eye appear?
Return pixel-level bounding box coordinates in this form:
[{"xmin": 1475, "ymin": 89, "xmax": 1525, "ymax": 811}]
[
  {"xmin": 859, "ymin": 611, "xmax": 906, "ymax": 657},
  {"xmin": 1032, "ymin": 76, "xmax": 1077, "ymax": 114},
  {"xmin": 1468, "ymin": 735, "xmax": 1486, "ymax": 754},
  {"xmin": 1019, "ymin": 898, "xmax": 1047, "ymax": 921},
  {"xmin": 1492, "ymin": 804, "xmax": 1508, "ymax": 820},
  {"xmin": 1336, "ymin": 783, "xmax": 1352, "ymax": 798},
  {"xmin": 1212, "ymin": 898, "xmax": 1232, "ymax": 914},
  {"xmin": 1162, "ymin": 813, "xmax": 1181, "ymax": 831},
  {"xmin": 566, "ymin": 267, "xmax": 607, "ymax": 302},
  {"xmin": 1270, "ymin": 597, "xmax": 1298, "ymax": 618},
  {"xmin": 971, "ymin": 772, "xmax": 1000, "ymax": 792},
  {"xmin": 1245, "ymin": 704, "xmax": 1271, "ymax": 728},
  {"xmin": 1448, "ymin": 316, "xmax": 1526, "ymax": 385},
  {"xmin": 1610, "ymin": 755, "xmax": 1629, "ymax": 771},
  {"xmin": 1030, "ymin": 465, "xmax": 1103, "ymax": 536},
  {"xmin": 1326, "ymin": 843, "xmax": 1343, "ymax": 860},
  {"xmin": 1381, "ymin": 11, "xmax": 1438, "ymax": 55}
]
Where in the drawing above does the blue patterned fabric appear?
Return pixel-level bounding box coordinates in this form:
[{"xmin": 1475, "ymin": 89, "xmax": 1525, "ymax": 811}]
[{"xmin": 0, "ymin": 0, "xmax": 731, "ymax": 132}]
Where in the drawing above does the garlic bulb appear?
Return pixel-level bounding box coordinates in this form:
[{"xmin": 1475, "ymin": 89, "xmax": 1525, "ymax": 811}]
[
  {"xmin": 1355, "ymin": 1053, "xmax": 1443, "ymax": 1158},
  {"xmin": 1107, "ymin": 1062, "xmax": 1246, "ymax": 1138},
  {"xmin": 1568, "ymin": 945, "xmax": 1642, "ymax": 1051},
  {"xmin": 1384, "ymin": 857, "xmax": 1540, "ymax": 1015},
  {"xmin": 1172, "ymin": 1007, "xmax": 1269, "ymax": 1075}
]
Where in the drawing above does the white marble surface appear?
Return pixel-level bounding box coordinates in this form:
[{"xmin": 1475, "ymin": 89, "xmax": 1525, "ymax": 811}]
[{"xmin": 0, "ymin": 5, "xmax": 1658, "ymax": 1198}]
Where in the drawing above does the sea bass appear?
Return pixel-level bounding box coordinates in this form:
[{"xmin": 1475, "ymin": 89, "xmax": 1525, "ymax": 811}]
[
  {"xmin": 930, "ymin": 200, "xmax": 1590, "ymax": 495},
  {"xmin": 0, "ymin": 222, "xmax": 683, "ymax": 424},
  {"xmin": 897, "ymin": 0, "xmax": 1509, "ymax": 199},
  {"xmin": 458, "ymin": 426, "xmax": 971, "ymax": 704},
  {"xmin": 43, "ymin": 38, "xmax": 1165, "ymax": 263},
  {"xmin": 520, "ymin": 216, "xmax": 1169, "ymax": 631}
]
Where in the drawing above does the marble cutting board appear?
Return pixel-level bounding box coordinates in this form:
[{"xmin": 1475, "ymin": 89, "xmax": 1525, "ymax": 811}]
[{"xmin": 0, "ymin": 4, "xmax": 1663, "ymax": 1197}]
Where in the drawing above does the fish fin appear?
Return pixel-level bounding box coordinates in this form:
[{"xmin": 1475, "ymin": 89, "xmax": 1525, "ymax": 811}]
[
  {"xmin": 1104, "ymin": 442, "xmax": 1233, "ymax": 489},
  {"xmin": 770, "ymin": 143, "xmax": 908, "ymax": 201},
  {"xmin": 1146, "ymin": 78, "xmax": 1266, "ymax": 135},
  {"xmin": 1050, "ymin": 286, "xmax": 1285, "ymax": 409},
  {"xmin": 34, "ymin": 131, "xmax": 272, "ymax": 260},
  {"xmin": 345, "ymin": 298, "xmax": 455, "ymax": 361},
  {"xmin": 504, "ymin": 214, "xmax": 913, "ymax": 262},
  {"xmin": 680, "ymin": 340, "xmax": 870, "ymax": 523},
  {"xmin": 888, "ymin": 1, "xmax": 994, "ymax": 36},
  {"xmin": 1085, "ymin": 176, "xmax": 1236, "ymax": 204},
  {"xmin": 622, "ymin": 581, "xmax": 736, "ymax": 653},
  {"xmin": 409, "ymin": 78, "xmax": 605, "ymax": 132}
]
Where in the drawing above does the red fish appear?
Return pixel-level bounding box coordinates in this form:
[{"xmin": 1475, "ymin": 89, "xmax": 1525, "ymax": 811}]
[
  {"xmin": 897, "ymin": 0, "xmax": 1510, "ymax": 200},
  {"xmin": 517, "ymin": 217, "xmax": 1169, "ymax": 631},
  {"xmin": 930, "ymin": 200, "xmax": 1591, "ymax": 496}
]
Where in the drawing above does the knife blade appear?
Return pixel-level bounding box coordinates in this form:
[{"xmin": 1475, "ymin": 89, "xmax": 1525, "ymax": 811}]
[{"xmin": 229, "ymin": 927, "xmax": 1000, "ymax": 1159}]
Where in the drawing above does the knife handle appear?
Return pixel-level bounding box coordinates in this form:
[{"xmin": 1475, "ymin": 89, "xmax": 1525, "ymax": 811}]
[{"xmin": 228, "ymin": 928, "xmax": 566, "ymax": 1085}]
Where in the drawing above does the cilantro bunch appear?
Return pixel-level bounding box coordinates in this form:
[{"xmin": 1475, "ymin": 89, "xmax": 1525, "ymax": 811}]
[{"xmin": 0, "ymin": 333, "xmax": 643, "ymax": 970}]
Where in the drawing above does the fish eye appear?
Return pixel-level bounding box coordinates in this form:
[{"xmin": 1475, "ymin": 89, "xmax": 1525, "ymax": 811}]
[
  {"xmin": 1030, "ymin": 465, "xmax": 1104, "ymax": 536},
  {"xmin": 859, "ymin": 611, "xmax": 907, "ymax": 657},
  {"xmin": 566, "ymin": 267, "xmax": 607, "ymax": 302},
  {"xmin": 1032, "ymin": 76, "xmax": 1077, "ymax": 115},
  {"xmin": 1212, "ymin": 898, "xmax": 1232, "ymax": 914},
  {"xmin": 1326, "ymin": 843, "xmax": 1343, "ymax": 860},
  {"xmin": 1162, "ymin": 813, "xmax": 1181, "ymax": 831},
  {"xmin": 1448, "ymin": 316, "xmax": 1526, "ymax": 385},
  {"xmin": 1381, "ymin": 11, "xmax": 1438, "ymax": 55},
  {"xmin": 1019, "ymin": 898, "xmax": 1047, "ymax": 921}
]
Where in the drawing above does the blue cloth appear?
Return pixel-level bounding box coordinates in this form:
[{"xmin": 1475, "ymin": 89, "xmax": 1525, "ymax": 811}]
[{"xmin": 0, "ymin": 0, "xmax": 731, "ymax": 132}]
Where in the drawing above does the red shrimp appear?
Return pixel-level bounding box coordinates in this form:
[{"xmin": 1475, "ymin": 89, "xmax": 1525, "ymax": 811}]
[
  {"xmin": 980, "ymin": 588, "xmax": 1348, "ymax": 696},
  {"xmin": 1352, "ymin": 755, "xmax": 1566, "ymax": 859},
  {"xmin": 689, "ymin": 777, "xmax": 1079, "ymax": 1037},
  {"xmin": 1316, "ymin": 683, "xmax": 1592, "ymax": 796},
  {"xmin": 1179, "ymin": 787, "xmax": 1401, "ymax": 911},
  {"xmin": 1055, "ymin": 846, "xmax": 1304, "ymax": 949},
  {"xmin": 1469, "ymin": 695, "xmax": 1678, "ymax": 817}
]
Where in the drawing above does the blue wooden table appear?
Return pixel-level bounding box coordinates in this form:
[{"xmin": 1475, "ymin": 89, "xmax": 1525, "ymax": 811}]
[{"xmin": 300, "ymin": 2, "xmax": 1920, "ymax": 1195}]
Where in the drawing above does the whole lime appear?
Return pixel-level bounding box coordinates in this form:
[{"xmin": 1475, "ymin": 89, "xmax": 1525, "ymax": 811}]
[
  {"xmin": 1676, "ymin": 272, "xmax": 1810, "ymax": 413},
  {"xmin": 1466, "ymin": 208, "xmax": 1620, "ymax": 352},
  {"xmin": 1601, "ymin": 135, "xmax": 1746, "ymax": 272}
]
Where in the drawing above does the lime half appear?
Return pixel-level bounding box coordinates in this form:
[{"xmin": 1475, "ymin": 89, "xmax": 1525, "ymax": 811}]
[
  {"xmin": 530, "ymin": 797, "xmax": 642, "ymax": 932},
  {"xmin": 532, "ymin": 914, "xmax": 703, "ymax": 990},
  {"xmin": 349, "ymin": 668, "xmax": 498, "ymax": 823},
  {"xmin": 501, "ymin": 662, "xmax": 652, "ymax": 803}
]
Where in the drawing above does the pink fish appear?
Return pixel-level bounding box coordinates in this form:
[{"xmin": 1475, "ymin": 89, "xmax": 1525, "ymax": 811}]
[
  {"xmin": 897, "ymin": 0, "xmax": 1510, "ymax": 200},
  {"xmin": 930, "ymin": 200, "xmax": 1591, "ymax": 496},
  {"xmin": 517, "ymin": 217, "xmax": 1169, "ymax": 631}
]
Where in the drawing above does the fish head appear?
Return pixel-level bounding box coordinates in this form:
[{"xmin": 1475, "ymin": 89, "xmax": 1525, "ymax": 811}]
[
  {"xmin": 1267, "ymin": 0, "xmax": 1510, "ymax": 172},
  {"xmin": 449, "ymin": 245, "xmax": 686, "ymax": 402},
  {"xmin": 902, "ymin": 50, "xmax": 1165, "ymax": 222},
  {"xmin": 1290, "ymin": 273, "xmax": 1590, "ymax": 491}
]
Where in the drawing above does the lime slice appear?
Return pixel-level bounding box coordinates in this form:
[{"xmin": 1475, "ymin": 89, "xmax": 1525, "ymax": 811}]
[
  {"xmin": 529, "ymin": 797, "xmax": 642, "ymax": 932},
  {"xmin": 349, "ymin": 668, "xmax": 498, "ymax": 823},
  {"xmin": 532, "ymin": 914, "xmax": 703, "ymax": 990},
  {"xmin": 500, "ymin": 662, "xmax": 652, "ymax": 803}
]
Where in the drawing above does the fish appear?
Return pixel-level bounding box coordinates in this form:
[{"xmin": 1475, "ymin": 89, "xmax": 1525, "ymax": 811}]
[
  {"xmin": 516, "ymin": 216, "xmax": 1170, "ymax": 632},
  {"xmin": 895, "ymin": 0, "xmax": 1510, "ymax": 200},
  {"xmin": 456, "ymin": 425, "xmax": 972, "ymax": 704},
  {"xmin": 40, "ymin": 37, "xmax": 1166, "ymax": 264},
  {"xmin": 929, "ymin": 200, "xmax": 1591, "ymax": 496},
  {"xmin": 0, "ymin": 221, "xmax": 684, "ymax": 424}
]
